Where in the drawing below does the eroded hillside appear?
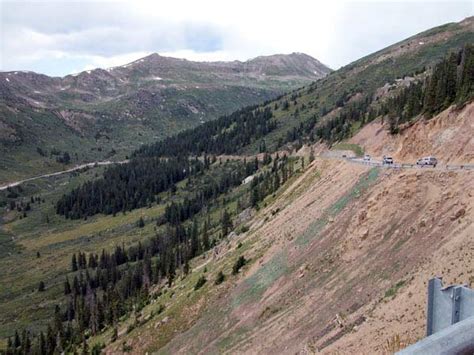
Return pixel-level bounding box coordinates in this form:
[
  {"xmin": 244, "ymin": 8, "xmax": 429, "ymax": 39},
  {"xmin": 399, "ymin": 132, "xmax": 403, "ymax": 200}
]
[
  {"xmin": 350, "ymin": 102, "xmax": 474, "ymax": 164},
  {"xmin": 1, "ymin": 17, "xmax": 472, "ymax": 355},
  {"xmin": 95, "ymin": 102, "xmax": 473, "ymax": 354}
]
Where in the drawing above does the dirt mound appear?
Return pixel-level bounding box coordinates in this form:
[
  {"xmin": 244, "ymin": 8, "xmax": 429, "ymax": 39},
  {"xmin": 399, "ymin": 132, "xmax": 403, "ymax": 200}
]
[{"xmin": 350, "ymin": 102, "xmax": 474, "ymax": 164}]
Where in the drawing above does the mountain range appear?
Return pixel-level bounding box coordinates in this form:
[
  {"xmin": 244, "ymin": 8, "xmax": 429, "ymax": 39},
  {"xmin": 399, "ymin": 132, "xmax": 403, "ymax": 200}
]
[
  {"xmin": 0, "ymin": 15, "xmax": 472, "ymax": 355},
  {"xmin": 0, "ymin": 52, "xmax": 330, "ymax": 182}
]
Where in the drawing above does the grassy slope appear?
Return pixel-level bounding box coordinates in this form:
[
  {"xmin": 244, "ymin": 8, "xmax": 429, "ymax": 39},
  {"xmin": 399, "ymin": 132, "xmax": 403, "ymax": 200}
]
[
  {"xmin": 236, "ymin": 19, "xmax": 473, "ymax": 155},
  {"xmin": 0, "ymin": 157, "xmax": 270, "ymax": 344},
  {"xmin": 1, "ymin": 64, "xmax": 320, "ymax": 184},
  {"xmin": 0, "ymin": 18, "xmax": 472, "ymax": 352}
]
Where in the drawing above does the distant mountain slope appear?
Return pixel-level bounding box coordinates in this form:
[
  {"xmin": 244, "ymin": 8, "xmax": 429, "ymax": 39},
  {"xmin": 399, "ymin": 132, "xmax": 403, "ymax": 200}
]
[
  {"xmin": 130, "ymin": 17, "xmax": 473, "ymax": 162},
  {"xmin": 0, "ymin": 52, "xmax": 330, "ymax": 183}
]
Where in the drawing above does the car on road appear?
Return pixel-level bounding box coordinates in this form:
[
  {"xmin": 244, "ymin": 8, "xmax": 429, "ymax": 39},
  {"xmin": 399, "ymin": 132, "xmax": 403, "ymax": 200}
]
[
  {"xmin": 416, "ymin": 156, "xmax": 438, "ymax": 167},
  {"xmin": 363, "ymin": 154, "xmax": 371, "ymax": 162},
  {"xmin": 383, "ymin": 156, "xmax": 394, "ymax": 165}
]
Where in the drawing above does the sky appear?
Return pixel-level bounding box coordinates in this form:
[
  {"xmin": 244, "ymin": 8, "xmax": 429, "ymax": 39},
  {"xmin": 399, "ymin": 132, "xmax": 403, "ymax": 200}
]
[{"xmin": 0, "ymin": 0, "xmax": 472, "ymax": 76}]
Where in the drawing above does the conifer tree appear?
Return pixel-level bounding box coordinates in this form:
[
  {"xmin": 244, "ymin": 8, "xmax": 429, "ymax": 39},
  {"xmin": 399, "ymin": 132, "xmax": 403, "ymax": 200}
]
[{"xmin": 71, "ymin": 253, "xmax": 78, "ymax": 271}]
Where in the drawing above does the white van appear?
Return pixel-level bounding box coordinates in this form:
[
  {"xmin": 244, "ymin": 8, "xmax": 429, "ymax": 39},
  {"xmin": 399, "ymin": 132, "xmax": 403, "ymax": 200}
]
[
  {"xmin": 416, "ymin": 156, "xmax": 438, "ymax": 167},
  {"xmin": 383, "ymin": 156, "xmax": 394, "ymax": 165}
]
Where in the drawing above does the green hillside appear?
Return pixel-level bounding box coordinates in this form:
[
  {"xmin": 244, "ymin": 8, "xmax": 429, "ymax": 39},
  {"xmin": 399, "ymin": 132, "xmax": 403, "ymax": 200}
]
[
  {"xmin": 0, "ymin": 17, "xmax": 472, "ymax": 354},
  {"xmin": 0, "ymin": 53, "xmax": 330, "ymax": 184}
]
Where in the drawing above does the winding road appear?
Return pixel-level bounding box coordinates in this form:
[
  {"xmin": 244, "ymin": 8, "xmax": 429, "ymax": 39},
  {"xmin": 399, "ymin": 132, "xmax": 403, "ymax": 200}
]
[
  {"xmin": 0, "ymin": 160, "xmax": 128, "ymax": 191},
  {"xmin": 346, "ymin": 157, "xmax": 474, "ymax": 171},
  {"xmin": 1, "ymin": 154, "xmax": 472, "ymax": 192}
]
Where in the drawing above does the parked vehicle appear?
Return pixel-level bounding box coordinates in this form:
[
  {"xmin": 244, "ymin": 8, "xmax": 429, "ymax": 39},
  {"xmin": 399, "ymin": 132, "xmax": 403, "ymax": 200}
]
[
  {"xmin": 416, "ymin": 156, "xmax": 438, "ymax": 167},
  {"xmin": 383, "ymin": 156, "xmax": 394, "ymax": 165},
  {"xmin": 363, "ymin": 154, "xmax": 371, "ymax": 162}
]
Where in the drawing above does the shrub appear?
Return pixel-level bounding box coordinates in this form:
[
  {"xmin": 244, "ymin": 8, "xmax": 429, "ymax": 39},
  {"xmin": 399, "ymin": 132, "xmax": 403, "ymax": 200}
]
[
  {"xmin": 215, "ymin": 271, "xmax": 225, "ymax": 285},
  {"xmin": 194, "ymin": 275, "xmax": 207, "ymax": 290},
  {"xmin": 232, "ymin": 256, "xmax": 246, "ymax": 275},
  {"xmin": 38, "ymin": 281, "xmax": 45, "ymax": 292}
]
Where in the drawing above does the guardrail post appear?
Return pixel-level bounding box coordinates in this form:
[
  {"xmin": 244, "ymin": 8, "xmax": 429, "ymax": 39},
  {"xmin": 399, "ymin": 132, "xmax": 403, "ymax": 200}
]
[
  {"xmin": 452, "ymin": 287, "xmax": 462, "ymax": 325},
  {"xmin": 426, "ymin": 278, "xmax": 435, "ymax": 336}
]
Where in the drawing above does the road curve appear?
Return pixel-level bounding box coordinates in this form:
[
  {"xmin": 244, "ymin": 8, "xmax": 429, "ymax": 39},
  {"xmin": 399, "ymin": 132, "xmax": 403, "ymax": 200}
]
[
  {"xmin": 346, "ymin": 157, "xmax": 474, "ymax": 171},
  {"xmin": 0, "ymin": 160, "xmax": 128, "ymax": 191},
  {"xmin": 1, "ymin": 155, "xmax": 472, "ymax": 193}
]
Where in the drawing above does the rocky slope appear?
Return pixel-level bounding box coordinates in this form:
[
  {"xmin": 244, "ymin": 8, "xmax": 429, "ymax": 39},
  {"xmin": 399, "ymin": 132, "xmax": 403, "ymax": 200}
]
[
  {"xmin": 94, "ymin": 18, "xmax": 473, "ymax": 353},
  {"xmin": 100, "ymin": 102, "xmax": 472, "ymax": 354},
  {"xmin": 350, "ymin": 102, "xmax": 474, "ymax": 164},
  {"xmin": 0, "ymin": 53, "xmax": 330, "ymax": 182}
]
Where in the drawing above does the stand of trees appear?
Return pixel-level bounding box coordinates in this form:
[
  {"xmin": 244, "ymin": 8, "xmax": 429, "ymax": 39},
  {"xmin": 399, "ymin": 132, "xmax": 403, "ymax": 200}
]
[
  {"xmin": 7, "ymin": 155, "xmax": 298, "ymax": 355},
  {"xmin": 164, "ymin": 159, "xmax": 259, "ymax": 225},
  {"xmin": 7, "ymin": 212, "xmax": 222, "ymax": 355},
  {"xmin": 56, "ymin": 157, "xmax": 203, "ymax": 219},
  {"xmin": 134, "ymin": 106, "xmax": 276, "ymax": 158},
  {"xmin": 279, "ymin": 44, "xmax": 473, "ymax": 145},
  {"xmin": 382, "ymin": 44, "xmax": 473, "ymax": 133}
]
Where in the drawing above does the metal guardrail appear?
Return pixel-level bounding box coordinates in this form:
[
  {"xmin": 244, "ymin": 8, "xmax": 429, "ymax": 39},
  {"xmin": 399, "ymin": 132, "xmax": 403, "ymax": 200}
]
[
  {"xmin": 396, "ymin": 316, "xmax": 474, "ymax": 355},
  {"xmin": 396, "ymin": 278, "xmax": 474, "ymax": 354},
  {"xmin": 426, "ymin": 278, "xmax": 474, "ymax": 336},
  {"xmin": 345, "ymin": 157, "xmax": 474, "ymax": 171}
]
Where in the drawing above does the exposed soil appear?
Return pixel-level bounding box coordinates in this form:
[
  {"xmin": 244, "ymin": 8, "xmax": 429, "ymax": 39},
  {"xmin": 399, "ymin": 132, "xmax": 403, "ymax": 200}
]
[
  {"xmin": 102, "ymin": 101, "xmax": 473, "ymax": 355},
  {"xmin": 350, "ymin": 102, "xmax": 474, "ymax": 164}
]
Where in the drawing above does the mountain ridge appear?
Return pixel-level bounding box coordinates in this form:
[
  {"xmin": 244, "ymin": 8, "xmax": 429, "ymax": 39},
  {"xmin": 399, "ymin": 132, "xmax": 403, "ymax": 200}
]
[{"xmin": 0, "ymin": 52, "xmax": 330, "ymax": 183}]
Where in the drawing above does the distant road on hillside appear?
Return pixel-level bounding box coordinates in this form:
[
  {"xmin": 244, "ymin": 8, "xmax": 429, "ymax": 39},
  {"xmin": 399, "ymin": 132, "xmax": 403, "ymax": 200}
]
[
  {"xmin": 346, "ymin": 157, "xmax": 474, "ymax": 171},
  {"xmin": 1, "ymin": 153, "xmax": 472, "ymax": 193},
  {"xmin": 0, "ymin": 160, "xmax": 128, "ymax": 191}
]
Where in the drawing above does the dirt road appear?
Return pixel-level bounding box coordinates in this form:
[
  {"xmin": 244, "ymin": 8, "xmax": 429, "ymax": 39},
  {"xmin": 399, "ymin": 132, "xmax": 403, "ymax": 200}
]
[{"xmin": 0, "ymin": 160, "xmax": 128, "ymax": 191}]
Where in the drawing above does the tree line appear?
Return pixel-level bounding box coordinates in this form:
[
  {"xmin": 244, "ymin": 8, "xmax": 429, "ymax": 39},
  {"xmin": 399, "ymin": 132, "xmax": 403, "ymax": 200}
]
[
  {"xmin": 133, "ymin": 106, "xmax": 276, "ymax": 158},
  {"xmin": 384, "ymin": 44, "xmax": 474, "ymax": 133},
  {"xmin": 56, "ymin": 157, "xmax": 203, "ymax": 219}
]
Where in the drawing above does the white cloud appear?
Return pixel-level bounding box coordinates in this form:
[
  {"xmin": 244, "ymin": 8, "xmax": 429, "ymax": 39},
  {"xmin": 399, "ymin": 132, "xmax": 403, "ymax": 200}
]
[{"xmin": 0, "ymin": 0, "xmax": 471, "ymax": 76}]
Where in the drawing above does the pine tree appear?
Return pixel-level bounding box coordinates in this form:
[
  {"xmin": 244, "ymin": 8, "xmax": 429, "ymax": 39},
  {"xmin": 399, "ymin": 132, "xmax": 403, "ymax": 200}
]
[
  {"xmin": 221, "ymin": 210, "xmax": 233, "ymax": 236},
  {"xmin": 194, "ymin": 275, "xmax": 207, "ymax": 290},
  {"xmin": 190, "ymin": 219, "xmax": 199, "ymax": 257},
  {"xmin": 38, "ymin": 281, "xmax": 45, "ymax": 292},
  {"xmin": 215, "ymin": 271, "xmax": 225, "ymax": 285},
  {"xmin": 14, "ymin": 330, "xmax": 21, "ymax": 348},
  {"xmin": 202, "ymin": 219, "xmax": 210, "ymax": 251},
  {"xmin": 64, "ymin": 276, "xmax": 72, "ymax": 295},
  {"xmin": 111, "ymin": 327, "xmax": 118, "ymax": 342},
  {"xmin": 444, "ymin": 53, "xmax": 458, "ymax": 106},
  {"xmin": 71, "ymin": 253, "xmax": 78, "ymax": 272},
  {"xmin": 232, "ymin": 256, "xmax": 246, "ymax": 275}
]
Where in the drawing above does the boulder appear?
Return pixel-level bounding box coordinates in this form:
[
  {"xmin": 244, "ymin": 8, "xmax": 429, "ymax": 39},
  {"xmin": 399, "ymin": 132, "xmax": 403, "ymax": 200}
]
[{"xmin": 450, "ymin": 208, "xmax": 466, "ymax": 221}]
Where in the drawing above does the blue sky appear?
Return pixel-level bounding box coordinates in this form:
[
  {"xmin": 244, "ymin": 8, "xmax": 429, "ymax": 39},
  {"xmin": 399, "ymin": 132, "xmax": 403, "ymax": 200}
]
[{"xmin": 0, "ymin": 0, "xmax": 472, "ymax": 76}]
